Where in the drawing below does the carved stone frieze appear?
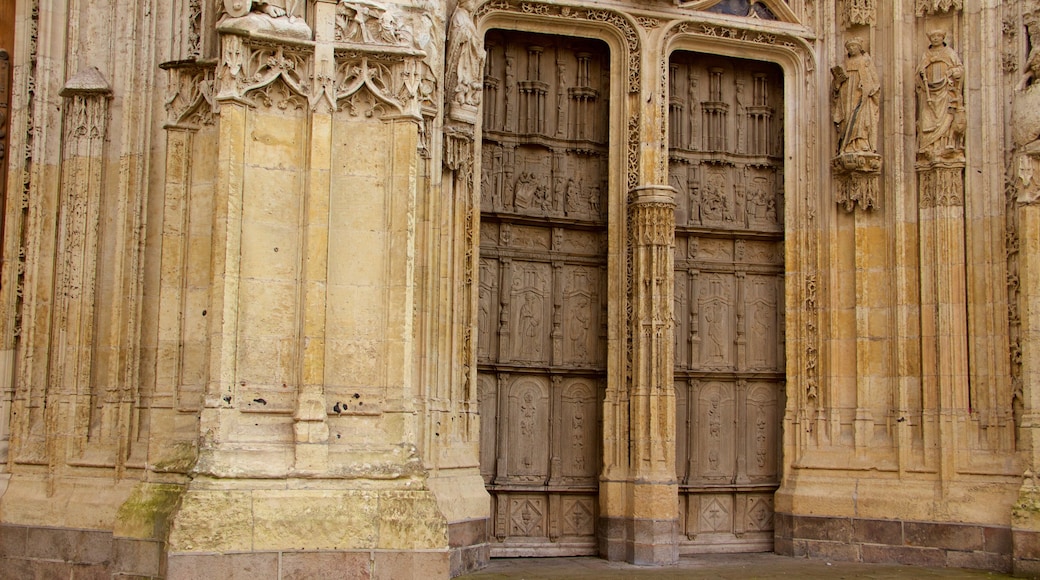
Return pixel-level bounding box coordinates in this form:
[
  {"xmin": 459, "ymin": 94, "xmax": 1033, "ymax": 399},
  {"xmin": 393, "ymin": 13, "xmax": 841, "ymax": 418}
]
[
  {"xmin": 334, "ymin": 49, "xmax": 424, "ymax": 118},
  {"xmin": 0, "ymin": 50, "xmax": 7, "ymax": 230},
  {"xmin": 804, "ymin": 274, "xmax": 819, "ymax": 402},
  {"xmin": 163, "ymin": 62, "xmax": 217, "ymax": 129},
  {"xmin": 831, "ymin": 37, "xmax": 881, "ymax": 211},
  {"xmin": 336, "ymin": 1, "xmax": 413, "ymax": 46},
  {"xmin": 217, "ymin": 34, "xmax": 310, "ymax": 102},
  {"xmin": 1007, "ymin": 170, "xmax": 1023, "ymax": 426},
  {"xmin": 842, "ymin": 0, "xmax": 876, "ymax": 27},
  {"xmin": 915, "ymin": 0, "xmax": 963, "ymax": 16},
  {"xmin": 919, "ymin": 167, "xmax": 964, "ymax": 207},
  {"xmin": 672, "ymin": 21, "xmax": 797, "ymax": 49},
  {"xmin": 214, "ymin": 29, "xmax": 425, "ymax": 119}
]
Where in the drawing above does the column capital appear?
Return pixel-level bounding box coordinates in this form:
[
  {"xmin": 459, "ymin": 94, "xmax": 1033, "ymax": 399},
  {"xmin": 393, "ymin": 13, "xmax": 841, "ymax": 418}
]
[{"xmin": 629, "ymin": 184, "xmax": 677, "ymax": 207}]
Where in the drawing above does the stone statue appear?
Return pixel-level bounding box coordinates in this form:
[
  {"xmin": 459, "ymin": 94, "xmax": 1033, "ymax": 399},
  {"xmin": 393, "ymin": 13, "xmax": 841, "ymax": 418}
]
[
  {"xmin": 219, "ymin": 0, "xmax": 311, "ymax": 39},
  {"xmin": 915, "ymin": 30, "xmax": 965, "ymax": 165},
  {"xmin": 832, "ymin": 38, "xmax": 880, "ymax": 157},
  {"xmin": 447, "ymin": 0, "xmax": 486, "ymax": 120},
  {"xmin": 1012, "ymin": 23, "xmax": 1040, "ymax": 153},
  {"xmin": 1012, "ymin": 18, "xmax": 1040, "ymax": 203}
]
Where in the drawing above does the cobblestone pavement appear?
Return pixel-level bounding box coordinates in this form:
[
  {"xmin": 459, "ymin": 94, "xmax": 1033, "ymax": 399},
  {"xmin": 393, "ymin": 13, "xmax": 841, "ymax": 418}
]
[{"xmin": 459, "ymin": 553, "xmax": 1014, "ymax": 579}]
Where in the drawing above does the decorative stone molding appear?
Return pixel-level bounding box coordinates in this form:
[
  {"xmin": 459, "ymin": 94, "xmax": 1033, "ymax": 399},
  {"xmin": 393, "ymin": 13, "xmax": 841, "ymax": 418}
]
[
  {"xmin": 804, "ymin": 274, "xmax": 819, "ymax": 402},
  {"xmin": 0, "ymin": 50, "xmax": 8, "ymax": 230},
  {"xmin": 831, "ymin": 37, "xmax": 881, "ymax": 211},
  {"xmin": 919, "ymin": 167, "xmax": 964, "ymax": 207},
  {"xmin": 162, "ymin": 61, "xmax": 217, "ymax": 130},
  {"xmin": 915, "ymin": 0, "xmax": 963, "ymax": 16},
  {"xmin": 842, "ymin": 0, "xmax": 876, "ymax": 27},
  {"xmin": 476, "ymin": 0, "xmax": 641, "ymax": 95},
  {"xmin": 51, "ymin": 68, "xmax": 112, "ymax": 449},
  {"xmin": 214, "ymin": 29, "xmax": 425, "ymax": 120},
  {"xmin": 216, "ymin": 34, "xmax": 311, "ymax": 103}
]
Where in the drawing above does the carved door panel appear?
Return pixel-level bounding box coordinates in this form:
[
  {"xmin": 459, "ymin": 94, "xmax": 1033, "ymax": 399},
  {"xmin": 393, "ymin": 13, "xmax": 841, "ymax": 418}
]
[
  {"xmin": 479, "ymin": 30, "xmax": 609, "ymax": 557},
  {"xmin": 669, "ymin": 53, "xmax": 785, "ymax": 554}
]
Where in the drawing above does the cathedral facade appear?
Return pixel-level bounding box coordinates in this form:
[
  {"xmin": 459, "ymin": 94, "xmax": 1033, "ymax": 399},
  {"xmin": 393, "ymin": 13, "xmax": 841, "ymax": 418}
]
[{"xmin": 1, "ymin": 0, "xmax": 1039, "ymax": 577}]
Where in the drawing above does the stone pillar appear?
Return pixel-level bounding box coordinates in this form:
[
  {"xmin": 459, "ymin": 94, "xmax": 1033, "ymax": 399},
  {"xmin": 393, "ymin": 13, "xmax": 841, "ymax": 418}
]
[
  {"xmin": 1011, "ymin": 17, "xmax": 1040, "ymax": 568},
  {"xmin": 1015, "ymin": 193, "xmax": 1040, "ymax": 576},
  {"xmin": 627, "ymin": 184, "xmax": 679, "ymax": 565},
  {"xmin": 602, "ymin": 182, "xmax": 676, "ymax": 564},
  {"xmin": 165, "ymin": 3, "xmax": 460, "ymax": 577}
]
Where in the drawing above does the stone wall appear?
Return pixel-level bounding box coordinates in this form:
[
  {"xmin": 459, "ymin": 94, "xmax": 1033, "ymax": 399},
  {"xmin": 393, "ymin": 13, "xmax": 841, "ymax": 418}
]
[{"xmin": 0, "ymin": 0, "xmax": 1037, "ymax": 578}]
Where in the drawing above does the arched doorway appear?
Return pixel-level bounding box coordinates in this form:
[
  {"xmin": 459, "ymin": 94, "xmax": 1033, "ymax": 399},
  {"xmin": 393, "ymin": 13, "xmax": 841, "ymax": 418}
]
[
  {"xmin": 477, "ymin": 29, "xmax": 610, "ymax": 557},
  {"xmin": 669, "ymin": 52, "xmax": 785, "ymax": 554}
]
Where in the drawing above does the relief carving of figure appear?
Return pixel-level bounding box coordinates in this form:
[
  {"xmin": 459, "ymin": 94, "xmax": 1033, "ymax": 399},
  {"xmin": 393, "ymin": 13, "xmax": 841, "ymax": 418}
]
[
  {"xmin": 219, "ymin": 0, "xmax": 311, "ymax": 39},
  {"xmin": 447, "ymin": 0, "xmax": 486, "ymax": 116},
  {"xmin": 701, "ymin": 173, "xmax": 732, "ymax": 222},
  {"xmin": 915, "ymin": 30, "xmax": 966, "ymax": 165},
  {"xmin": 513, "ymin": 172, "xmax": 538, "ymax": 210},
  {"xmin": 569, "ymin": 296, "xmax": 590, "ymax": 359},
  {"xmin": 832, "ymin": 38, "xmax": 880, "ymax": 158},
  {"xmin": 1012, "ymin": 17, "xmax": 1040, "ymax": 203},
  {"xmin": 518, "ymin": 293, "xmax": 540, "ymax": 357},
  {"xmin": 704, "ymin": 302, "xmax": 725, "ymax": 361}
]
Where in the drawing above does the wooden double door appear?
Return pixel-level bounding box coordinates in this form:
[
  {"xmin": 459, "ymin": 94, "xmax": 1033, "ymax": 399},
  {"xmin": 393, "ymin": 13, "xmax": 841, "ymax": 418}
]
[{"xmin": 477, "ymin": 32, "xmax": 785, "ymax": 557}]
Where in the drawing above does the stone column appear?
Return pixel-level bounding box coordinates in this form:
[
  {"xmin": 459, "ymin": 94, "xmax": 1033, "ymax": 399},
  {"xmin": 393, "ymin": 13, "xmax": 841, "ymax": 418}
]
[
  {"xmin": 626, "ymin": 184, "xmax": 679, "ymax": 565},
  {"xmin": 1011, "ymin": 16, "xmax": 1040, "ymax": 570}
]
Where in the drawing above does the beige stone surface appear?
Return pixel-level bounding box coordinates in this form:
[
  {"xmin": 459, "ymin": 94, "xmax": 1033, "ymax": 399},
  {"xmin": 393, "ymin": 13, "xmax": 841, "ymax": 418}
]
[{"xmin": 0, "ymin": 0, "xmax": 1036, "ymax": 577}]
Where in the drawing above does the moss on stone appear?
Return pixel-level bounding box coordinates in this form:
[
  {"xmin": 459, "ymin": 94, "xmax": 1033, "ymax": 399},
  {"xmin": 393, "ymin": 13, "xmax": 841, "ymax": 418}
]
[{"xmin": 114, "ymin": 482, "xmax": 186, "ymax": 540}]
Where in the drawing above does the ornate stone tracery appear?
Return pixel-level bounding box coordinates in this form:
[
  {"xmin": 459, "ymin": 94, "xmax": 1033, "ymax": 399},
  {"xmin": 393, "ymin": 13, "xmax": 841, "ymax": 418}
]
[{"xmin": 915, "ymin": 0, "xmax": 963, "ymax": 17}]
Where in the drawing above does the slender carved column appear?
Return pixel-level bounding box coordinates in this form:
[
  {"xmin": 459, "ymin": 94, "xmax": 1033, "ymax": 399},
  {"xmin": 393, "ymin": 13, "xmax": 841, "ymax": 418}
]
[
  {"xmin": 54, "ymin": 69, "xmax": 112, "ymax": 472},
  {"xmin": 627, "ymin": 184, "xmax": 678, "ymax": 565}
]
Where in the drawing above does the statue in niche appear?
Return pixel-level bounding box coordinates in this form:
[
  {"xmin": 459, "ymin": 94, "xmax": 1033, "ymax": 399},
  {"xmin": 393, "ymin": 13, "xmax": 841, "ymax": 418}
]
[
  {"xmin": 518, "ymin": 293, "xmax": 540, "ymax": 357},
  {"xmin": 219, "ymin": 0, "xmax": 311, "ymax": 39},
  {"xmin": 832, "ymin": 38, "xmax": 880, "ymax": 158},
  {"xmin": 571, "ymin": 411, "xmax": 586, "ymax": 470},
  {"xmin": 569, "ymin": 296, "xmax": 590, "ymax": 359},
  {"xmin": 447, "ymin": 0, "xmax": 486, "ymax": 118},
  {"xmin": 564, "ymin": 179, "xmax": 581, "ymax": 215},
  {"xmin": 1012, "ymin": 16, "xmax": 1040, "ymax": 203},
  {"xmin": 519, "ymin": 391, "xmax": 536, "ymax": 437},
  {"xmin": 915, "ymin": 30, "xmax": 966, "ymax": 165},
  {"xmin": 831, "ymin": 37, "xmax": 881, "ymax": 211},
  {"xmin": 704, "ymin": 302, "xmax": 725, "ymax": 361}
]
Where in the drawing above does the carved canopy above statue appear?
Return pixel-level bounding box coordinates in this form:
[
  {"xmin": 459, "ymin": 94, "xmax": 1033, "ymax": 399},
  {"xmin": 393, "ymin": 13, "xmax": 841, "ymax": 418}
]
[{"xmin": 674, "ymin": 0, "xmax": 800, "ymax": 24}]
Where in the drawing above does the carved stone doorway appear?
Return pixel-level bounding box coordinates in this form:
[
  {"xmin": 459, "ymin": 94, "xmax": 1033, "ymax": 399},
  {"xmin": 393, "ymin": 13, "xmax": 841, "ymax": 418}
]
[
  {"xmin": 477, "ymin": 30, "xmax": 609, "ymax": 557},
  {"xmin": 668, "ymin": 52, "xmax": 786, "ymax": 554}
]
